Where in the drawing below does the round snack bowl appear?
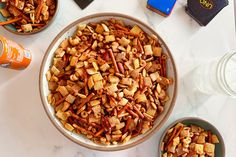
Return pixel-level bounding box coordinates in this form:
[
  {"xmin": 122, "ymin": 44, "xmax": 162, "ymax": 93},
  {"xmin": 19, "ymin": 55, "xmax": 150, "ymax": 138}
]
[
  {"xmin": 159, "ymin": 117, "xmax": 225, "ymax": 157},
  {"xmin": 0, "ymin": 0, "xmax": 59, "ymax": 35},
  {"xmin": 39, "ymin": 13, "xmax": 178, "ymax": 151}
]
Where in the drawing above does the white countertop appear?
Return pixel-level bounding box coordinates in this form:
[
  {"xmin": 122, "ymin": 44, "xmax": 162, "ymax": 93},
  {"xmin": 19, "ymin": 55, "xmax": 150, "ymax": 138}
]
[{"xmin": 0, "ymin": 0, "xmax": 236, "ymax": 156}]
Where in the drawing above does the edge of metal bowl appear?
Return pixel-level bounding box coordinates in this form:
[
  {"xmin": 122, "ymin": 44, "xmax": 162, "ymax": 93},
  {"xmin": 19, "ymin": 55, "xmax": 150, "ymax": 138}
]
[
  {"xmin": 39, "ymin": 12, "xmax": 178, "ymax": 151},
  {"xmin": 158, "ymin": 117, "xmax": 225, "ymax": 157}
]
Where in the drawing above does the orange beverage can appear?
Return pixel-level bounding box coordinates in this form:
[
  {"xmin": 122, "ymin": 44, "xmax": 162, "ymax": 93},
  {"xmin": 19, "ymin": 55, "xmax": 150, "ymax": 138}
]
[{"xmin": 0, "ymin": 35, "xmax": 31, "ymax": 70}]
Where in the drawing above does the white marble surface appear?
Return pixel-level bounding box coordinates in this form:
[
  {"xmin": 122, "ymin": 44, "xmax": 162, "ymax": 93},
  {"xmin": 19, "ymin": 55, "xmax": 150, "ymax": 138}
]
[{"xmin": 0, "ymin": 0, "xmax": 236, "ymax": 156}]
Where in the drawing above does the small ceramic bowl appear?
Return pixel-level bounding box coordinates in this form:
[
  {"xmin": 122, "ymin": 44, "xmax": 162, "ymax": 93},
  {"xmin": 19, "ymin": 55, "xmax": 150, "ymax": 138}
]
[
  {"xmin": 159, "ymin": 117, "xmax": 225, "ymax": 157},
  {"xmin": 0, "ymin": 0, "xmax": 59, "ymax": 35},
  {"xmin": 39, "ymin": 13, "xmax": 178, "ymax": 151}
]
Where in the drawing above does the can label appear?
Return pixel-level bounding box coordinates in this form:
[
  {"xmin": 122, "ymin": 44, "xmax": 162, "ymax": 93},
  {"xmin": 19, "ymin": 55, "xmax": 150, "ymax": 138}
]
[{"xmin": 0, "ymin": 35, "xmax": 31, "ymax": 70}]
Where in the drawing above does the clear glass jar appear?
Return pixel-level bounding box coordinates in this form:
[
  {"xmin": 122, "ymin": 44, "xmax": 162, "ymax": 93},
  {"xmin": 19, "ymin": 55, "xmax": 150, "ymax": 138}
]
[{"xmin": 193, "ymin": 53, "xmax": 236, "ymax": 97}]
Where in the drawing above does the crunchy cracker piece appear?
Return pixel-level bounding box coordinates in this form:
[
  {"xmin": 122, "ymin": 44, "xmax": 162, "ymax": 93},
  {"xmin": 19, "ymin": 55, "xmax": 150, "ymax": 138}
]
[
  {"xmin": 197, "ymin": 135, "xmax": 206, "ymax": 144},
  {"xmin": 194, "ymin": 144, "xmax": 204, "ymax": 155},
  {"xmin": 0, "ymin": 8, "xmax": 11, "ymax": 17},
  {"xmin": 204, "ymin": 143, "xmax": 215, "ymax": 157}
]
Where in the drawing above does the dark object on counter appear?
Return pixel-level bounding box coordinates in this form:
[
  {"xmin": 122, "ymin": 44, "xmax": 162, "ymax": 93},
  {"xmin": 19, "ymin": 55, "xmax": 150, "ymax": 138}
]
[
  {"xmin": 186, "ymin": 0, "xmax": 228, "ymax": 26},
  {"xmin": 147, "ymin": 0, "xmax": 177, "ymax": 16},
  {"xmin": 74, "ymin": 0, "xmax": 94, "ymax": 9}
]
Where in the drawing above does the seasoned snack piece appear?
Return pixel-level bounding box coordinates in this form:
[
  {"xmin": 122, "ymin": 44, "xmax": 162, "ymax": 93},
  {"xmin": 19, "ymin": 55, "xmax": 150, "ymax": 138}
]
[
  {"xmin": 0, "ymin": 0, "xmax": 56, "ymax": 33},
  {"xmin": 46, "ymin": 18, "xmax": 173, "ymax": 145},
  {"xmin": 161, "ymin": 123, "xmax": 220, "ymax": 157}
]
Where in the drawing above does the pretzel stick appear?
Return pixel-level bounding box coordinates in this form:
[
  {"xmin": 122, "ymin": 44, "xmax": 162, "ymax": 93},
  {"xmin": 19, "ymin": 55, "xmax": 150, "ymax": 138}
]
[
  {"xmin": 71, "ymin": 113, "xmax": 101, "ymax": 129},
  {"xmin": 31, "ymin": 23, "xmax": 45, "ymax": 27},
  {"xmin": 117, "ymin": 104, "xmax": 129, "ymax": 115},
  {"xmin": 137, "ymin": 39, "xmax": 144, "ymax": 53},
  {"xmin": 166, "ymin": 125, "xmax": 183, "ymax": 150},
  {"xmin": 119, "ymin": 30, "xmax": 139, "ymax": 37},
  {"xmin": 0, "ymin": 17, "xmax": 22, "ymax": 26},
  {"xmin": 84, "ymin": 73, "xmax": 89, "ymax": 96},
  {"xmin": 108, "ymin": 49, "xmax": 120, "ymax": 73},
  {"xmin": 126, "ymin": 109, "xmax": 139, "ymax": 118},
  {"xmin": 164, "ymin": 127, "xmax": 177, "ymax": 151},
  {"xmin": 141, "ymin": 86, "xmax": 147, "ymax": 94},
  {"xmin": 208, "ymin": 131, "xmax": 212, "ymax": 143},
  {"xmin": 73, "ymin": 124, "xmax": 95, "ymax": 136},
  {"xmin": 133, "ymin": 106, "xmax": 144, "ymax": 119},
  {"xmin": 139, "ymin": 74, "xmax": 144, "ymax": 90},
  {"xmin": 36, "ymin": 0, "xmax": 43, "ymax": 20},
  {"xmin": 95, "ymin": 128, "xmax": 105, "ymax": 137},
  {"xmin": 71, "ymin": 113, "xmax": 87, "ymax": 122},
  {"xmin": 161, "ymin": 54, "xmax": 167, "ymax": 77},
  {"xmin": 117, "ymin": 62, "xmax": 125, "ymax": 74},
  {"xmin": 9, "ymin": 5, "xmax": 30, "ymax": 21},
  {"xmin": 76, "ymin": 93, "xmax": 95, "ymax": 113},
  {"xmin": 123, "ymin": 116, "xmax": 132, "ymax": 133},
  {"xmin": 90, "ymin": 123, "xmax": 102, "ymax": 129},
  {"xmin": 55, "ymin": 95, "xmax": 67, "ymax": 106},
  {"xmin": 114, "ymin": 23, "xmax": 129, "ymax": 31}
]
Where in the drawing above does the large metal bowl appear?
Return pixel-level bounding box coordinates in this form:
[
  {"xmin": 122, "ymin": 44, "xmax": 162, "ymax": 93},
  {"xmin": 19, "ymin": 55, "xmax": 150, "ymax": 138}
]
[{"xmin": 39, "ymin": 13, "xmax": 178, "ymax": 151}]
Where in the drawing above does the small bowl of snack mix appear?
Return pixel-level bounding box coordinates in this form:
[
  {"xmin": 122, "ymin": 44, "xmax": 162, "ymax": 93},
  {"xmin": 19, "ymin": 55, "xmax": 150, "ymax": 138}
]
[
  {"xmin": 160, "ymin": 117, "xmax": 225, "ymax": 157},
  {"xmin": 39, "ymin": 13, "xmax": 177, "ymax": 151},
  {"xmin": 0, "ymin": 0, "xmax": 58, "ymax": 34}
]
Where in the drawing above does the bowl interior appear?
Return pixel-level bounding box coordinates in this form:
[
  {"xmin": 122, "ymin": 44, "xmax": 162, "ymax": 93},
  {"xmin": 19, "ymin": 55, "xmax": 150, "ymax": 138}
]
[
  {"xmin": 0, "ymin": 1, "xmax": 58, "ymax": 34},
  {"xmin": 159, "ymin": 118, "xmax": 225, "ymax": 157},
  {"xmin": 40, "ymin": 13, "xmax": 177, "ymax": 151}
]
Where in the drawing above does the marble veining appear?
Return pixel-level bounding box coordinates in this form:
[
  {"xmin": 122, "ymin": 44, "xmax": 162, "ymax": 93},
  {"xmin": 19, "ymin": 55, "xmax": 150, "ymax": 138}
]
[{"xmin": 0, "ymin": 0, "xmax": 236, "ymax": 157}]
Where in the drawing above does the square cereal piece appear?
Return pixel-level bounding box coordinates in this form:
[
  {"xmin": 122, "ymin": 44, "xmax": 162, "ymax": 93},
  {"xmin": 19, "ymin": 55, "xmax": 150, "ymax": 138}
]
[
  {"xmin": 204, "ymin": 143, "xmax": 215, "ymax": 156},
  {"xmin": 197, "ymin": 135, "xmax": 206, "ymax": 144},
  {"xmin": 0, "ymin": 8, "xmax": 10, "ymax": 17},
  {"xmin": 162, "ymin": 152, "xmax": 167, "ymax": 157},
  {"xmin": 194, "ymin": 144, "xmax": 204, "ymax": 155},
  {"xmin": 180, "ymin": 127, "xmax": 190, "ymax": 138}
]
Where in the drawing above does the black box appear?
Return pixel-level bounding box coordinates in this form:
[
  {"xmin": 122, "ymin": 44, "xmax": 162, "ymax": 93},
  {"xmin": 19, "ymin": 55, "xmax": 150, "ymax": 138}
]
[
  {"xmin": 74, "ymin": 0, "xmax": 94, "ymax": 10},
  {"xmin": 186, "ymin": 0, "xmax": 228, "ymax": 26}
]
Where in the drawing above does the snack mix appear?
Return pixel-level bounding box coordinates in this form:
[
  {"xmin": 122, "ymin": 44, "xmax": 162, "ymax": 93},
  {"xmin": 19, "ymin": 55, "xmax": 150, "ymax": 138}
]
[
  {"xmin": 161, "ymin": 123, "xmax": 220, "ymax": 157},
  {"xmin": 46, "ymin": 18, "xmax": 173, "ymax": 145},
  {"xmin": 0, "ymin": 0, "xmax": 56, "ymax": 32}
]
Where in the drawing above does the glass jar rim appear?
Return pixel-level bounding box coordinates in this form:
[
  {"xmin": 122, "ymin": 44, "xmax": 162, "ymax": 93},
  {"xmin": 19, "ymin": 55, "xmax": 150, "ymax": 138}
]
[{"xmin": 217, "ymin": 52, "xmax": 236, "ymax": 97}]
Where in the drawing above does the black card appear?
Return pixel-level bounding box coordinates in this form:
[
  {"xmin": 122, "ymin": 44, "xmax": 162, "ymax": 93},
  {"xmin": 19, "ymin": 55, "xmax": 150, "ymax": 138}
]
[
  {"xmin": 186, "ymin": 0, "xmax": 228, "ymax": 26},
  {"xmin": 74, "ymin": 0, "xmax": 94, "ymax": 10}
]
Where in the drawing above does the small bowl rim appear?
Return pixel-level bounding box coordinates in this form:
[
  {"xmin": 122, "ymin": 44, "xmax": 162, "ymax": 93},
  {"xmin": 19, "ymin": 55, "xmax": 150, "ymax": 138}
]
[
  {"xmin": 39, "ymin": 12, "xmax": 178, "ymax": 151},
  {"xmin": 158, "ymin": 117, "xmax": 225, "ymax": 157},
  {"xmin": 0, "ymin": 0, "xmax": 59, "ymax": 35}
]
